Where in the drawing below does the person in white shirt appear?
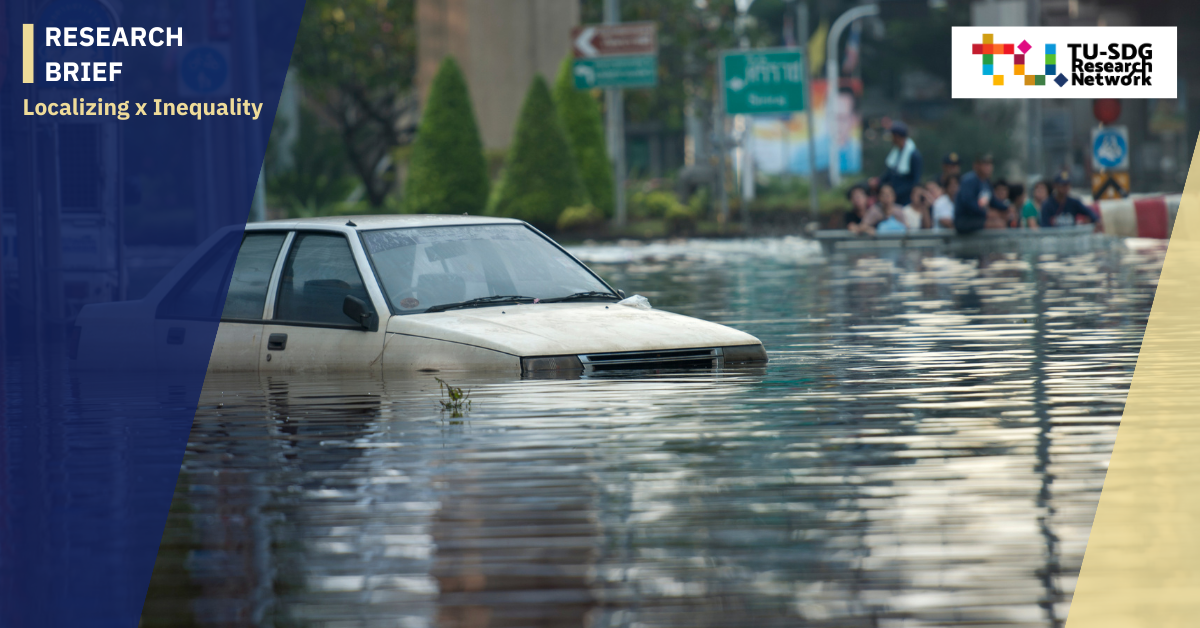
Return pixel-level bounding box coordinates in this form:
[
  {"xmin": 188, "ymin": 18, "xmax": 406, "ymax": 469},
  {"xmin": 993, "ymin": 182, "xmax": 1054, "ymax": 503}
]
[
  {"xmin": 875, "ymin": 184, "xmax": 909, "ymax": 233},
  {"xmin": 902, "ymin": 186, "xmax": 932, "ymax": 231},
  {"xmin": 927, "ymin": 175, "xmax": 958, "ymax": 230}
]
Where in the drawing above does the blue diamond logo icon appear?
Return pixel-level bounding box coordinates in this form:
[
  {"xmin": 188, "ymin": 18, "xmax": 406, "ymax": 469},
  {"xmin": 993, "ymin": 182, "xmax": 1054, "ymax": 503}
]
[{"xmin": 1054, "ymin": 73, "xmax": 1068, "ymax": 87}]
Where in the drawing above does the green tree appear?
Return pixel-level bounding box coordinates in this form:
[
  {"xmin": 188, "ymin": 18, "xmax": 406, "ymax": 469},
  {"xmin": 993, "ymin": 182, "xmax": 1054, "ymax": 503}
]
[
  {"xmin": 291, "ymin": 0, "xmax": 417, "ymax": 207},
  {"xmin": 490, "ymin": 76, "xmax": 587, "ymax": 229},
  {"xmin": 552, "ymin": 56, "xmax": 614, "ymax": 217},
  {"xmin": 404, "ymin": 57, "xmax": 489, "ymax": 214},
  {"xmin": 265, "ymin": 104, "xmax": 358, "ymax": 217}
]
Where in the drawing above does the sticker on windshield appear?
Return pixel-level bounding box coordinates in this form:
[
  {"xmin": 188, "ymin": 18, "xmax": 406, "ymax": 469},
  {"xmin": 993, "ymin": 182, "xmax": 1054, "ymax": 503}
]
[
  {"xmin": 363, "ymin": 225, "xmax": 532, "ymax": 254},
  {"xmin": 400, "ymin": 298, "xmax": 420, "ymax": 309}
]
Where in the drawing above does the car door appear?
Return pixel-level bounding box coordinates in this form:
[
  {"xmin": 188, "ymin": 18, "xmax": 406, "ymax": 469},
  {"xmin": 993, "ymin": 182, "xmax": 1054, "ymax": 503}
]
[
  {"xmin": 208, "ymin": 231, "xmax": 290, "ymax": 373},
  {"xmin": 154, "ymin": 230, "xmax": 288, "ymax": 374},
  {"xmin": 260, "ymin": 231, "xmax": 388, "ymax": 373}
]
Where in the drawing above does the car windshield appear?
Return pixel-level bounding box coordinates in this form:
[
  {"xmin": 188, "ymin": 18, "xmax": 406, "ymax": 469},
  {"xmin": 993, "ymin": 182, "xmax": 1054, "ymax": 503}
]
[{"xmin": 360, "ymin": 224, "xmax": 614, "ymax": 314}]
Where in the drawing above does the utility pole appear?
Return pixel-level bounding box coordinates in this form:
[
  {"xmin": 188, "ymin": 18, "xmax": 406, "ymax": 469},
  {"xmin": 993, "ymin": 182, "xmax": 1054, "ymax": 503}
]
[
  {"xmin": 735, "ymin": 0, "xmax": 755, "ymax": 226},
  {"xmin": 715, "ymin": 81, "xmax": 729, "ymax": 228},
  {"xmin": 797, "ymin": 1, "xmax": 820, "ymax": 219},
  {"xmin": 1027, "ymin": 0, "xmax": 1043, "ymax": 182},
  {"xmin": 604, "ymin": 0, "xmax": 627, "ymax": 227},
  {"xmin": 825, "ymin": 3, "xmax": 879, "ymax": 187}
]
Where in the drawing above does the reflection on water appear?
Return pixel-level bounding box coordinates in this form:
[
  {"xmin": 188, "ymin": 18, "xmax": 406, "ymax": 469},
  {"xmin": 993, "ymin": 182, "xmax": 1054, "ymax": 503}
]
[{"xmin": 144, "ymin": 237, "xmax": 1167, "ymax": 627}]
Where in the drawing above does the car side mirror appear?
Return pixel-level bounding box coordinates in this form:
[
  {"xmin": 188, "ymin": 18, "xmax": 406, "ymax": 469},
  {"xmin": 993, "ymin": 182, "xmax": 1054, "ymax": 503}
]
[
  {"xmin": 343, "ymin": 295, "xmax": 378, "ymax": 331},
  {"xmin": 618, "ymin": 289, "xmax": 626, "ymax": 298}
]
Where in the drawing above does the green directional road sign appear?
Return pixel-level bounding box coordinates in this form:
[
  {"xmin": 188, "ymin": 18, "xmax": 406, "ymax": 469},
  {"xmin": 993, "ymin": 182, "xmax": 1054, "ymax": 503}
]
[
  {"xmin": 721, "ymin": 48, "xmax": 806, "ymax": 115},
  {"xmin": 572, "ymin": 55, "xmax": 657, "ymax": 89}
]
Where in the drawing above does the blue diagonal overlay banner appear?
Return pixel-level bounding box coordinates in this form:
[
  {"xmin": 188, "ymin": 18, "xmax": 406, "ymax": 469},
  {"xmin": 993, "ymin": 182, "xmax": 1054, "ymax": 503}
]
[{"xmin": 0, "ymin": 1, "xmax": 304, "ymax": 625}]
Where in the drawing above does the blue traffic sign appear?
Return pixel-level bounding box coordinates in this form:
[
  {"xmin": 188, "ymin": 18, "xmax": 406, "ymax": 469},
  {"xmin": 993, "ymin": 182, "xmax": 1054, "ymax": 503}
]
[
  {"xmin": 179, "ymin": 45, "xmax": 230, "ymax": 96},
  {"xmin": 1091, "ymin": 126, "xmax": 1129, "ymax": 171}
]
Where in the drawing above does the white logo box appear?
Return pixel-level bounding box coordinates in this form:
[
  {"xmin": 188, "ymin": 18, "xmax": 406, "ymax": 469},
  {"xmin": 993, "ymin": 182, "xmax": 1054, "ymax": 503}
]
[{"xmin": 951, "ymin": 27, "xmax": 1177, "ymax": 99}]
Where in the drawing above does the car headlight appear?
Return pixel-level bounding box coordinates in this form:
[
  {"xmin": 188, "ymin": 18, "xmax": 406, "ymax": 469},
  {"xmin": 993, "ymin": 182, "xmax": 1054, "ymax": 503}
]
[
  {"xmin": 521, "ymin": 355, "xmax": 583, "ymax": 374},
  {"xmin": 722, "ymin": 344, "xmax": 768, "ymax": 364}
]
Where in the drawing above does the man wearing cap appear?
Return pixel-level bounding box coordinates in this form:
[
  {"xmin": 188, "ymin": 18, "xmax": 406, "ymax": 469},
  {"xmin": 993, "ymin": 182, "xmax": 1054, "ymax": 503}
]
[
  {"xmin": 873, "ymin": 121, "xmax": 922, "ymax": 206},
  {"xmin": 953, "ymin": 153, "xmax": 1009, "ymax": 234},
  {"xmin": 942, "ymin": 153, "xmax": 962, "ymax": 180},
  {"xmin": 1040, "ymin": 170, "xmax": 1099, "ymax": 228}
]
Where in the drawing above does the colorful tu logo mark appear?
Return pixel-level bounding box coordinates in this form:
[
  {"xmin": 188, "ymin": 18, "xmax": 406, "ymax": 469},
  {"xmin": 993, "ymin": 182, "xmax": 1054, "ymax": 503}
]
[{"xmin": 972, "ymin": 34, "xmax": 1065, "ymax": 86}]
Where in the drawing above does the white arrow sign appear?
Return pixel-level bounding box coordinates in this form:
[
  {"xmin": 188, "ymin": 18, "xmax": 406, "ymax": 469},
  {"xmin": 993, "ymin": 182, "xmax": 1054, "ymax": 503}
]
[
  {"xmin": 574, "ymin": 27, "xmax": 598, "ymax": 58},
  {"xmin": 574, "ymin": 64, "xmax": 596, "ymax": 87}
]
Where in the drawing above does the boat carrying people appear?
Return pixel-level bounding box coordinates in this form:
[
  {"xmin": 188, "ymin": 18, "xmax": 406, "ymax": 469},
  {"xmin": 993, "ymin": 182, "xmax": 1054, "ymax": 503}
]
[{"xmin": 819, "ymin": 136, "xmax": 1108, "ymax": 254}]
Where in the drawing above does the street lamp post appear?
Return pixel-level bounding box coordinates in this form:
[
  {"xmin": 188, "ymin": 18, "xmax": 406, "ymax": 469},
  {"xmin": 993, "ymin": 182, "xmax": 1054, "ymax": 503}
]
[
  {"xmin": 729, "ymin": 0, "xmax": 758, "ymax": 218},
  {"xmin": 734, "ymin": 0, "xmax": 756, "ymax": 218},
  {"xmin": 796, "ymin": 1, "xmax": 820, "ymax": 219},
  {"xmin": 825, "ymin": 3, "xmax": 879, "ymax": 187}
]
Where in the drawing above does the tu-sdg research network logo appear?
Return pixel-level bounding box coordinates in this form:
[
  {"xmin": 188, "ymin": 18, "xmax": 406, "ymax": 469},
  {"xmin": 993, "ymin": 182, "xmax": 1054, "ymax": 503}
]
[{"xmin": 951, "ymin": 27, "xmax": 1177, "ymax": 99}]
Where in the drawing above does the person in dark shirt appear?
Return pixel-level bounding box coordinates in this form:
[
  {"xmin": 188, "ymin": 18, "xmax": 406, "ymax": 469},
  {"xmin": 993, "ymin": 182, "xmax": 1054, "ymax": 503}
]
[
  {"xmin": 1040, "ymin": 170, "xmax": 1100, "ymax": 228},
  {"xmin": 954, "ymin": 153, "xmax": 1009, "ymax": 234},
  {"xmin": 942, "ymin": 152, "xmax": 962, "ymax": 180},
  {"xmin": 871, "ymin": 121, "xmax": 922, "ymax": 206},
  {"xmin": 844, "ymin": 184, "xmax": 883, "ymax": 235}
]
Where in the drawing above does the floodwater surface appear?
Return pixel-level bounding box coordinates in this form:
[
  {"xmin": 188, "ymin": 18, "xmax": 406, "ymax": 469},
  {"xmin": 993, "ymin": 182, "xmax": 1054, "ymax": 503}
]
[{"xmin": 144, "ymin": 237, "xmax": 1167, "ymax": 627}]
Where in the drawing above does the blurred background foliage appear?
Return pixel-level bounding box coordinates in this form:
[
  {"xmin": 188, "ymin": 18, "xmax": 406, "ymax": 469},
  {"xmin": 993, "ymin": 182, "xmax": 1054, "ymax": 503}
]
[
  {"xmin": 266, "ymin": 0, "xmax": 1014, "ymax": 236},
  {"xmin": 286, "ymin": 0, "xmax": 417, "ymax": 208}
]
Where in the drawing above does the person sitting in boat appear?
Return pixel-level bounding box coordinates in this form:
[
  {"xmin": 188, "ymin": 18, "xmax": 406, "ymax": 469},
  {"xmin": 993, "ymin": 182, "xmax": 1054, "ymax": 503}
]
[
  {"xmin": 845, "ymin": 184, "xmax": 884, "ymax": 236},
  {"xmin": 1040, "ymin": 170, "xmax": 1100, "ymax": 228},
  {"xmin": 986, "ymin": 179, "xmax": 1011, "ymax": 229},
  {"xmin": 1005, "ymin": 183, "xmax": 1026, "ymax": 228},
  {"xmin": 953, "ymin": 154, "xmax": 1009, "ymax": 234},
  {"xmin": 942, "ymin": 152, "xmax": 962, "ymax": 181},
  {"xmin": 1021, "ymin": 181, "xmax": 1049, "ymax": 230},
  {"xmin": 928, "ymin": 175, "xmax": 958, "ymax": 231},
  {"xmin": 870, "ymin": 121, "xmax": 922, "ymax": 206},
  {"xmin": 902, "ymin": 185, "xmax": 932, "ymax": 231},
  {"xmin": 875, "ymin": 184, "xmax": 908, "ymax": 234}
]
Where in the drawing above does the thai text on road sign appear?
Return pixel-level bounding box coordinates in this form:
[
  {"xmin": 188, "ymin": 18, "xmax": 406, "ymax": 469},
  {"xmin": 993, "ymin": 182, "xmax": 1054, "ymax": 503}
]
[
  {"xmin": 571, "ymin": 22, "xmax": 658, "ymax": 89},
  {"xmin": 572, "ymin": 22, "xmax": 656, "ymax": 58},
  {"xmin": 722, "ymin": 49, "xmax": 807, "ymax": 115}
]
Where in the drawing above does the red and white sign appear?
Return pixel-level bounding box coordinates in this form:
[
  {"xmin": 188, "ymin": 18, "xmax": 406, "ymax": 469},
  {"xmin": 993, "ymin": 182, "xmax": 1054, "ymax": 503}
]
[{"xmin": 572, "ymin": 22, "xmax": 657, "ymax": 59}]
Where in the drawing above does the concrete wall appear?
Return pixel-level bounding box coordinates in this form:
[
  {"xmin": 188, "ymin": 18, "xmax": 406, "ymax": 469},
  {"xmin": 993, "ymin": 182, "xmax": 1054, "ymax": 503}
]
[{"xmin": 417, "ymin": 0, "xmax": 579, "ymax": 150}]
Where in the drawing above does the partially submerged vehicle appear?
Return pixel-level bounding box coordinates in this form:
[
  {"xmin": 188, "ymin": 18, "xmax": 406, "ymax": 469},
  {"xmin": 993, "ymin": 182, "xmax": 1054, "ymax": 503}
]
[{"xmin": 72, "ymin": 216, "xmax": 767, "ymax": 376}]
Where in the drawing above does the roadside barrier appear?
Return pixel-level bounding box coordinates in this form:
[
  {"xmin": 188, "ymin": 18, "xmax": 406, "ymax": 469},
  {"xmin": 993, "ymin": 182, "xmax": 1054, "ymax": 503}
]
[{"xmin": 1093, "ymin": 194, "xmax": 1181, "ymax": 239}]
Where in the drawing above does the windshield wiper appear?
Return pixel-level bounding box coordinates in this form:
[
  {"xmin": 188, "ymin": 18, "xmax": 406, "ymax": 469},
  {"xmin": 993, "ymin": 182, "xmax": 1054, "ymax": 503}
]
[
  {"xmin": 539, "ymin": 291, "xmax": 621, "ymax": 303},
  {"xmin": 424, "ymin": 295, "xmax": 536, "ymax": 313}
]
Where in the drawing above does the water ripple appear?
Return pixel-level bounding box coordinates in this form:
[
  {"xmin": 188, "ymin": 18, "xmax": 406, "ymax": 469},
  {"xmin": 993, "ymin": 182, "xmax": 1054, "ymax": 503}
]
[{"xmin": 143, "ymin": 237, "xmax": 1166, "ymax": 628}]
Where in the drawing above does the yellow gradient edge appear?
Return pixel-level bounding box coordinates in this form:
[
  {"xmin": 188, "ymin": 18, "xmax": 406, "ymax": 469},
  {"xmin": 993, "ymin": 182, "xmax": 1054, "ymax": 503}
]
[{"xmin": 1066, "ymin": 133, "xmax": 1200, "ymax": 627}]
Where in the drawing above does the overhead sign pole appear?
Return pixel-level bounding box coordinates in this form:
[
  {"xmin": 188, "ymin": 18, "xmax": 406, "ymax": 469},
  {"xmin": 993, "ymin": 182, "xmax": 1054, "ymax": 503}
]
[
  {"xmin": 573, "ymin": 7, "xmax": 662, "ymax": 227},
  {"xmin": 605, "ymin": 0, "xmax": 623, "ymax": 227}
]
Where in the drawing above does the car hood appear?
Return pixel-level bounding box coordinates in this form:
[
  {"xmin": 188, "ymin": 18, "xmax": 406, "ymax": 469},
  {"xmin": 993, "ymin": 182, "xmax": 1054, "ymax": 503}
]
[{"xmin": 385, "ymin": 302, "xmax": 760, "ymax": 357}]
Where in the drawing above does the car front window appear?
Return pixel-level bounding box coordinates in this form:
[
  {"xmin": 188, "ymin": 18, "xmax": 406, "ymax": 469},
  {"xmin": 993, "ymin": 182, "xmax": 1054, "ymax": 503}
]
[{"xmin": 360, "ymin": 224, "xmax": 612, "ymax": 314}]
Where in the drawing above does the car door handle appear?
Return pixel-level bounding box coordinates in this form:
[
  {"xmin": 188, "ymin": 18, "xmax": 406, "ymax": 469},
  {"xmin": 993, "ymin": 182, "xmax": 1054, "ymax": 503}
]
[{"xmin": 268, "ymin": 333, "xmax": 288, "ymax": 351}]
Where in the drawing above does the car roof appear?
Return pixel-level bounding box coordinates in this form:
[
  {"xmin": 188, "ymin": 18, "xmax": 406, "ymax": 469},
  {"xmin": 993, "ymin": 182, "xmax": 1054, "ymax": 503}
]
[{"xmin": 246, "ymin": 214, "xmax": 526, "ymax": 231}]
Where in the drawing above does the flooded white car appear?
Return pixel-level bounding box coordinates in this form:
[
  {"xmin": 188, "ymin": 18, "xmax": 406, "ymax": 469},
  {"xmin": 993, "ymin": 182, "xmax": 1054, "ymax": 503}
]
[{"xmin": 72, "ymin": 216, "xmax": 766, "ymax": 375}]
